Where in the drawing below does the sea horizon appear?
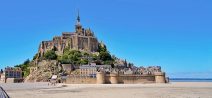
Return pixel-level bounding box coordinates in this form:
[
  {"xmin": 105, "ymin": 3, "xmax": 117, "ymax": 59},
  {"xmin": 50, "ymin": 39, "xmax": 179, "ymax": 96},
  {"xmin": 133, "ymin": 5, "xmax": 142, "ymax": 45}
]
[{"xmin": 170, "ymin": 78, "xmax": 212, "ymax": 82}]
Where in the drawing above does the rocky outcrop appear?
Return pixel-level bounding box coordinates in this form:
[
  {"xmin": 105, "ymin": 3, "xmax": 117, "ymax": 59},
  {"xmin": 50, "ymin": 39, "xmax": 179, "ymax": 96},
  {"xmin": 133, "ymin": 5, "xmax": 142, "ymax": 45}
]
[{"xmin": 25, "ymin": 60, "xmax": 61, "ymax": 82}]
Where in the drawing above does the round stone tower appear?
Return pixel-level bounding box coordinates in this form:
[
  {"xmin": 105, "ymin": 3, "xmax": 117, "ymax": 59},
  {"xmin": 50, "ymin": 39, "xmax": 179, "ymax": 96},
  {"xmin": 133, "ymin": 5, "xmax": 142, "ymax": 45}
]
[
  {"xmin": 96, "ymin": 71, "xmax": 105, "ymax": 84},
  {"xmin": 110, "ymin": 73, "xmax": 119, "ymax": 84},
  {"xmin": 154, "ymin": 72, "xmax": 166, "ymax": 83}
]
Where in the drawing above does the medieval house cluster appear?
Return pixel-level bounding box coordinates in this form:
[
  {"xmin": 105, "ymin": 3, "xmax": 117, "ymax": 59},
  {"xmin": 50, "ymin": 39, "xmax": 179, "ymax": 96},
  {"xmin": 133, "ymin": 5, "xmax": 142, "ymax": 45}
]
[{"xmin": 65, "ymin": 63, "xmax": 167, "ymax": 84}]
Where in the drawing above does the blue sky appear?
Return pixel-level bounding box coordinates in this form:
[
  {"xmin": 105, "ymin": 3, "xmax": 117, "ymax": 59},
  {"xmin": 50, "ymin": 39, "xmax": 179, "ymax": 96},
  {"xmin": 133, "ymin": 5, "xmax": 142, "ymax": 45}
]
[{"xmin": 0, "ymin": 0, "xmax": 212, "ymax": 78}]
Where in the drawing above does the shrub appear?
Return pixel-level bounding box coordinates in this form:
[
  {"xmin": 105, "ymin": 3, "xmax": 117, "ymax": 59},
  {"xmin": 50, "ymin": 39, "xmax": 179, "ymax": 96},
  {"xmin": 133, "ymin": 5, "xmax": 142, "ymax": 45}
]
[{"xmin": 44, "ymin": 50, "xmax": 57, "ymax": 60}]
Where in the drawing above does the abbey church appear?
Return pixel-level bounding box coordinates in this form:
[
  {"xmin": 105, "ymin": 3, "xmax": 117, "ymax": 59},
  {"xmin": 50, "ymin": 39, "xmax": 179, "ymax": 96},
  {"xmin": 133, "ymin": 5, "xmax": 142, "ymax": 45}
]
[{"xmin": 39, "ymin": 13, "xmax": 99, "ymax": 56}]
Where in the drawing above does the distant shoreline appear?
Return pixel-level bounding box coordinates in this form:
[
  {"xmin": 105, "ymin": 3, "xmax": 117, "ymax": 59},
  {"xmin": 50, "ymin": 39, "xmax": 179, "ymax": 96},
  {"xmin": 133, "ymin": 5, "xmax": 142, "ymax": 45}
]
[{"xmin": 170, "ymin": 78, "xmax": 212, "ymax": 82}]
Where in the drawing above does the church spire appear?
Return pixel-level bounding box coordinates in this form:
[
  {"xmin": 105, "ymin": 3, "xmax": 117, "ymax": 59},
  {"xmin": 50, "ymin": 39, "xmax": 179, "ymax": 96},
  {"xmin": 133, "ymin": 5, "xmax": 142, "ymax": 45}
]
[
  {"xmin": 75, "ymin": 10, "xmax": 82, "ymax": 34},
  {"xmin": 76, "ymin": 10, "xmax": 80, "ymax": 25}
]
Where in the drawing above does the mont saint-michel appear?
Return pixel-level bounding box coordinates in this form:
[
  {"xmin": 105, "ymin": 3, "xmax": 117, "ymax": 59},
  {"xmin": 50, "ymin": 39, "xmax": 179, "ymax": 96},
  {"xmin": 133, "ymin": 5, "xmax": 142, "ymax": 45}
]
[
  {"xmin": 1, "ymin": 0, "xmax": 212, "ymax": 98},
  {"xmin": 0, "ymin": 13, "xmax": 167, "ymax": 84}
]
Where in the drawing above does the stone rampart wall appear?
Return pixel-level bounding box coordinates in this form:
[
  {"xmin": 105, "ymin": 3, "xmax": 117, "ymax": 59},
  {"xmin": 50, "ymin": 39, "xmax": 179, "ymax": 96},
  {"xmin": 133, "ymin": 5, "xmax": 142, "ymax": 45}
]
[
  {"xmin": 119, "ymin": 75, "xmax": 155, "ymax": 84},
  {"xmin": 65, "ymin": 76, "xmax": 96, "ymax": 84},
  {"xmin": 104, "ymin": 75, "xmax": 155, "ymax": 84},
  {"xmin": 66, "ymin": 74, "xmax": 156, "ymax": 84}
]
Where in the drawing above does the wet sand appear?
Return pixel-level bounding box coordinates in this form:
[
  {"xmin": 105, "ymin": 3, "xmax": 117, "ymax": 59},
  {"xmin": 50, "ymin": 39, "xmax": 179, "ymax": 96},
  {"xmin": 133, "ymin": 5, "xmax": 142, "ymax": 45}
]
[{"xmin": 1, "ymin": 82, "xmax": 212, "ymax": 98}]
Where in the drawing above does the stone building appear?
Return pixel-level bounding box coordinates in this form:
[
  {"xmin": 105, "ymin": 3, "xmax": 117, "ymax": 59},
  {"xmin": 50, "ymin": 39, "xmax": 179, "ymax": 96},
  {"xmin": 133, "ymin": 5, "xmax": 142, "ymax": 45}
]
[
  {"xmin": 79, "ymin": 63, "xmax": 112, "ymax": 77},
  {"xmin": 0, "ymin": 67, "xmax": 23, "ymax": 83},
  {"xmin": 39, "ymin": 13, "xmax": 99, "ymax": 56},
  {"xmin": 4, "ymin": 67, "xmax": 22, "ymax": 79}
]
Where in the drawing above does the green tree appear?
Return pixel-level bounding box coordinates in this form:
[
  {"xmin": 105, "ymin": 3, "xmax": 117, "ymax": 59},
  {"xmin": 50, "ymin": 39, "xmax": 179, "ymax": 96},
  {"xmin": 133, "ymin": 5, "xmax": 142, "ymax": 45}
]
[
  {"xmin": 59, "ymin": 50, "xmax": 82, "ymax": 65},
  {"xmin": 99, "ymin": 51, "xmax": 112, "ymax": 61},
  {"xmin": 23, "ymin": 59, "xmax": 30, "ymax": 65},
  {"xmin": 98, "ymin": 43, "xmax": 114, "ymax": 64},
  {"xmin": 14, "ymin": 59, "xmax": 31, "ymax": 78},
  {"xmin": 80, "ymin": 59, "xmax": 88, "ymax": 65},
  {"xmin": 98, "ymin": 43, "xmax": 107, "ymax": 53},
  {"xmin": 44, "ymin": 50, "xmax": 57, "ymax": 60},
  {"xmin": 92, "ymin": 54, "xmax": 98, "ymax": 61},
  {"xmin": 33, "ymin": 53, "xmax": 38, "ymax": 60},
  {"xmin": 0, "ymin": 69, "xmax": 3, "ymax": 74}
]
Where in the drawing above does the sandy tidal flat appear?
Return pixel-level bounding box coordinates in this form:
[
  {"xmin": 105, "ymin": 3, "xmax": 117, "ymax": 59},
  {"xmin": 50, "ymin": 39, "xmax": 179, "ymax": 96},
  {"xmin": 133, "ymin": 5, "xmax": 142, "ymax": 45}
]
[{"xmin": 1, "ymin": 82, "xmax": 212, "ymax": 98}]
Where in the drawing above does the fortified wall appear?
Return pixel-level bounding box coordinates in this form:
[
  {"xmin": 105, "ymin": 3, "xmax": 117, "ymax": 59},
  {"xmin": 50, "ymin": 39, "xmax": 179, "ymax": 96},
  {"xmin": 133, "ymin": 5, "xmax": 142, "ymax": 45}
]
[
  {"xmin": 65, "ymin": 71, "xmax": 166, "ymax": 84},
  {"xmin": 97, "ymin": 71, "xmax": 166, "ymax": 84}
]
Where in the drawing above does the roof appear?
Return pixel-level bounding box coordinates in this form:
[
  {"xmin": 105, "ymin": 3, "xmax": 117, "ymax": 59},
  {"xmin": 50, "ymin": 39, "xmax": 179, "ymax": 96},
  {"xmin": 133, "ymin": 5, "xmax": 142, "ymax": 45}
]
[{"xmin": 80, "ymin": 65, "xmax": 112, "ymax": 69}]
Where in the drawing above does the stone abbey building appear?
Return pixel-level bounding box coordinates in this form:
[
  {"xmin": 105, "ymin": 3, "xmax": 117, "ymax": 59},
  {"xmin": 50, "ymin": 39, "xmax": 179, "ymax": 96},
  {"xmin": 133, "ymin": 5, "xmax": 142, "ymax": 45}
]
[{"xmin": 39, "ymin": 13, "xmax": 99, "ymax": 56}]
